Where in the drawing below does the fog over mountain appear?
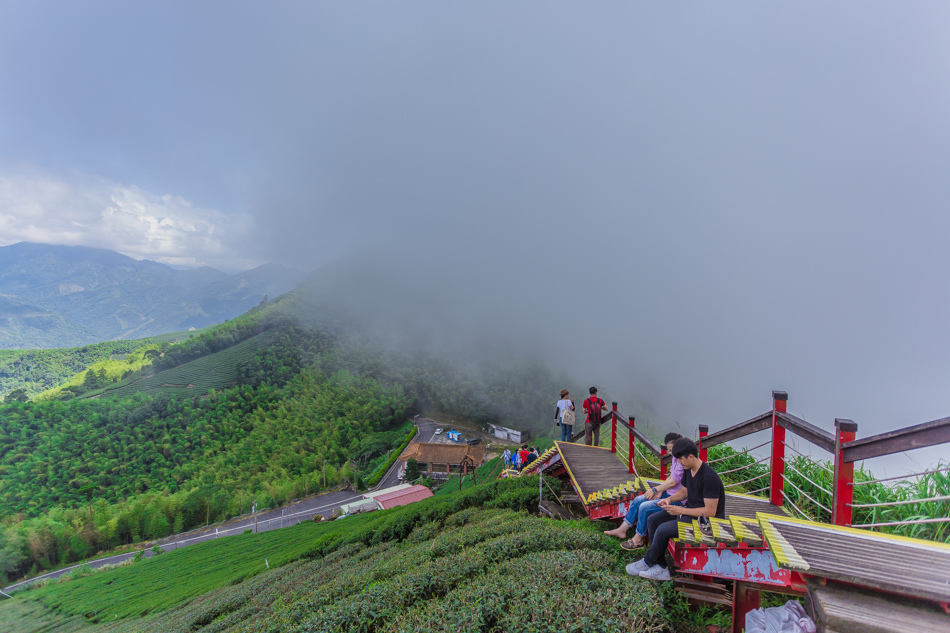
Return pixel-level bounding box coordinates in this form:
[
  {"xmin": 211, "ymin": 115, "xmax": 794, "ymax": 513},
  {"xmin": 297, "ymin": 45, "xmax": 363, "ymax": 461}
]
[{"xmin": 1, "ymin": 2, "xmax": 948, "ymax": 472}]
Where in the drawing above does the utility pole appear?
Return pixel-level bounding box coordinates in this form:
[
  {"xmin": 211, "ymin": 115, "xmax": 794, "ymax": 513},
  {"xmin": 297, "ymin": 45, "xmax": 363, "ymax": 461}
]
[
  {"xmin": 323, "ymin": 459, "xmax": 327, "ymax": 490},
  {"xmin": 252, "ymin": 502, "xmax": 258, "ymax": 534}
]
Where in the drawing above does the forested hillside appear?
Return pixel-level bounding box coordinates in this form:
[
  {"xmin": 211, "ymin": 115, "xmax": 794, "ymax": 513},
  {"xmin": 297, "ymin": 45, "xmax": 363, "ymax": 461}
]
[
  {"xmin": 0, "ymin": 242, "xmax": 304, "ymax": 349},
  {"xmin": 0, "ymin": 286, "xmax": 563, "ymax": 583}
]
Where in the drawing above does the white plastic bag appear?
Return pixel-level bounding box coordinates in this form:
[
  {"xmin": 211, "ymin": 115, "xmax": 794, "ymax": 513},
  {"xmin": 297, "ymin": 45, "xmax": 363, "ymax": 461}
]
[{"xmin": 745, "ymin": 599, "xmax": 816, "ymax": 633}]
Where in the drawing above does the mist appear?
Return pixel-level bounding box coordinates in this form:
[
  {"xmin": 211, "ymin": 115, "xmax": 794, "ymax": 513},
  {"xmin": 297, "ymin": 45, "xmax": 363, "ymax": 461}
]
[{"xmin": 2, "ymin": 2, "xmax": 949, "ymax": 472}]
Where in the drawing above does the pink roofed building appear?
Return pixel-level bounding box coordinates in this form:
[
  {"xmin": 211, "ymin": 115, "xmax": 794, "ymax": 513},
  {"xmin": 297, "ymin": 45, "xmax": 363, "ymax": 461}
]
[{"xmin": 373, "ymin": 484, "xmax": 433, "ymax": 510}]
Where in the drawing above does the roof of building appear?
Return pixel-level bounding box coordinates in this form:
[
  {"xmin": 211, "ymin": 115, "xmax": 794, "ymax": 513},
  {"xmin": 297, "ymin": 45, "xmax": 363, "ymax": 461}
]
[
  {"xmin": 374, "ymin": 484, "xmax": 434, "ymax": 510},
  {"xmin": 489, "ymin": 423, "xmax": 530, "ymax": 433},
  {"xmin": 398, "ymin": 442, "xmax": 487, "ymax": 465},
  {"xmin": 362, "ymin": 483, "xmax": 412, "ymax": 500}
]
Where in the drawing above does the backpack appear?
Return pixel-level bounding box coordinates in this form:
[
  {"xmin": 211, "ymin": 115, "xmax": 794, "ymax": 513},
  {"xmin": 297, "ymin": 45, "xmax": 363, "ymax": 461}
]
[
  {"xmin": 586, "ymin": 397, "xmax": 603, "ymax": 426},
  {"xmin": 560, "ymin": 403, "xmax": 575, "ymax": 426}
]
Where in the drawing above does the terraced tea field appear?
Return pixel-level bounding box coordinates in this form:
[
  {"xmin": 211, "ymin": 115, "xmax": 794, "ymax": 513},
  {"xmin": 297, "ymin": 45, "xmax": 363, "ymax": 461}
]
[
  {"xmin": 4, "ymin": 477, "xmax": 668, "ymax": 633},
  {"xmin": 98, "ymin": 331, "xmax": 278, "ymax": 399}
]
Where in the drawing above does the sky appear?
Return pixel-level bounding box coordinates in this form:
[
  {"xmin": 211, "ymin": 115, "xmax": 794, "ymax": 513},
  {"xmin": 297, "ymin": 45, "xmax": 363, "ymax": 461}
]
[{"xmin": 1, "ymin": 2, "xmax": 948, "ymax": 473}]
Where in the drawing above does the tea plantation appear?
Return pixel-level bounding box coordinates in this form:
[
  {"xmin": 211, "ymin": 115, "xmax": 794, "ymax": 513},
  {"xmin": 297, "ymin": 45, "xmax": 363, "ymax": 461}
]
[
  {"xmin": 2, "ymin": 476, "xmax": 675, "ymax": 633},
  {"xmin": 97, "ymin": 330, "xmax": 279, "ymax": 399}
]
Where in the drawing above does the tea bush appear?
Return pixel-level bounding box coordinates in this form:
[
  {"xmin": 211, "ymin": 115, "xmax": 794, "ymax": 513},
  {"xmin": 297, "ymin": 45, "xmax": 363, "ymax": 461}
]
[{"xmin": 7, "ymin": 475, "xmax": 668, "ymax": 633}]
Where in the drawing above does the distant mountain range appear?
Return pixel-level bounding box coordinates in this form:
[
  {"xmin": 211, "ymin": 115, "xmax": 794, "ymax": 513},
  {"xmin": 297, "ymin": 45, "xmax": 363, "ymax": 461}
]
[{"xmin": 0, "ymin": 242, "xmax": 305, "ymax": 349}]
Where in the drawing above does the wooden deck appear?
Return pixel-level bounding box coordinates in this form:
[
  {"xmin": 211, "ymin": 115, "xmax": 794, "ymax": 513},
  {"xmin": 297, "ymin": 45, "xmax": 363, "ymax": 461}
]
[
  {"xmin": 759, "ymin": 514, "xmax": 950, "ymax": 604},
  {"xmin": 555, "ymin": 441, "xmax": 788, "ymax": 522},
  {"xmin": 556, "ymin": 441, "xmax": 638, "ymax": 502},
  {"xmin": 807, "ymin": 577, "xmax": 950, "ymax": 633}
]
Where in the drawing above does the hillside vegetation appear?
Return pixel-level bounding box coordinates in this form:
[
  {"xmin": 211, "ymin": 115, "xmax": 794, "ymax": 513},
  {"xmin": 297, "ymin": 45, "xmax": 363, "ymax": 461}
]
[
  {"xmin": 2, "ymin": 476, "xmax": 672, "ymax": 633},
  {"xmin": 0, "ymin": 289, "xmax": 564, "ymax": 584}
]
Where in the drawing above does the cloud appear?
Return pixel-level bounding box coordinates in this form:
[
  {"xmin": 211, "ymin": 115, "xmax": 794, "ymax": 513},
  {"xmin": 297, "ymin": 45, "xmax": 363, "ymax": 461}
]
[{"xmin": 0, "ymin": 170, "xmax": 258, "ymax": 271}]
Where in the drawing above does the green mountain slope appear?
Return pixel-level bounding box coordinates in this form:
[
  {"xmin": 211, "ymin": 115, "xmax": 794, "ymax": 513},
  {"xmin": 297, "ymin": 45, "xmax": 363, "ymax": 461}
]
[
  {"xmin": 0, "ymin": 242, "xmax": 304, "ymax": 348},
  {"xmin": 0, "ymin": 332, "xmax": 203, "ymax": 401},
  {"xmin": 94, "ymin": 329, "xmax": 279, "ymax": 399},
  {"xmin": 2, "ymin": 477, "xmax": 670, "ymax": 633},
  {"xmin": 0, "ymin": 295, "xmax": 96, "ymax": 350},
  {"xmin": 0, "ymin": 284, "xmax": 564, "ymax": 584}
]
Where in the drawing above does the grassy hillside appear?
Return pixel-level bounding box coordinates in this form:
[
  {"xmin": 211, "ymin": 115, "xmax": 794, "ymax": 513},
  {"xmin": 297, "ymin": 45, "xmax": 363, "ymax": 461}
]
[
  {"xmin": 90, "ymin": 329, "xmax": 278, "ymax": 399},
  {"xmin": 0, "ymin": 289, "xmax": 568, "ymax": 585},
  {"xmin": 2, "ymin": 476, "xmax": 674, "ymax": 633}
]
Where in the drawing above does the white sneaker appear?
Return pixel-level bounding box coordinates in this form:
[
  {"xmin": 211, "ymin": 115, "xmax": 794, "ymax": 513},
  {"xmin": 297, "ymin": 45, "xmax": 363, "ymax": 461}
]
[
  {"xmin": 638, "ymin": 564, "xmax": 672, "ymax": 581},
  {"xmin": 625, "ymin": 558, "xmax": 650, "ymax": 576}
]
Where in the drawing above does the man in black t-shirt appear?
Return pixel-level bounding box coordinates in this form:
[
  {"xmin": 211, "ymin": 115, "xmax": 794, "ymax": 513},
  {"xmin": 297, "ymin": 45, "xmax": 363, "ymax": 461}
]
[{"xmin": 625, "ymin": 437, "xmax": 726, "ymax": 582}]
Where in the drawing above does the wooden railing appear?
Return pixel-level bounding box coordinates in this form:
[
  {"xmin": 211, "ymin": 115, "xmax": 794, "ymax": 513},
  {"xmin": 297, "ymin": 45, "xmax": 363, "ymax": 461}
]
[{"xmin": 592, "ymin": 390, "xmax": 950, "ymax": 528}]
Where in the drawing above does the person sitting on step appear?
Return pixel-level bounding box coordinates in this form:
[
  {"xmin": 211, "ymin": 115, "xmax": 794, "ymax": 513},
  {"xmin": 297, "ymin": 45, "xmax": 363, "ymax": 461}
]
[
  {"xmin": 603, "ymin": 432, "xmax": 685, "ymax": 549},
  {"xmin": 626, "ymin": 437, "xmax": 726, "ymax": 582}
]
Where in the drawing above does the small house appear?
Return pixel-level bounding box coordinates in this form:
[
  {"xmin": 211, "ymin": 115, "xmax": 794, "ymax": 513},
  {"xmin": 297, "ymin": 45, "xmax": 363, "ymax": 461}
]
[
  {"xmin": 488, "ymin": 423, "xmax": 531, "ymax": 444},
  {"xmin": 397, "ymin": 442, "xmax": 487, "ymax": 481}
]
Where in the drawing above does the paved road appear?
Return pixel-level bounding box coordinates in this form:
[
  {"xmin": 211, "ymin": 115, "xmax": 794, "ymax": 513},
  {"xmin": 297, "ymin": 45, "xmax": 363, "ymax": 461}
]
[
  {"xmin": 374, "ymin": 417, "xmax": 440, "ymax": 490},
  {"xmin": 4, "ymin": 419, "xmax": 440, "ymax": 594}
]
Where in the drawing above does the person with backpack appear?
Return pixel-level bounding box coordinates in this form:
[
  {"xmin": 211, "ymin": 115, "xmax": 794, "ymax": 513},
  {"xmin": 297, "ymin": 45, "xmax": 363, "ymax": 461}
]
[
  {"xmin": 582, "ymin": 387, "xmax": 607, "ymax": 446},
  {"xmin": 555, "ymin": 388, "xmax": 575, "ymax": 442}
]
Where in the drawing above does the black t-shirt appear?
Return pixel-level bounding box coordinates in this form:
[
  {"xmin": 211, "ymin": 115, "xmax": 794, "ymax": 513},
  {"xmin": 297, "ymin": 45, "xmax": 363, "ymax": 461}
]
[{"xmin": 682, "ymin": 462, "xmax": 726, "ymax": 519}]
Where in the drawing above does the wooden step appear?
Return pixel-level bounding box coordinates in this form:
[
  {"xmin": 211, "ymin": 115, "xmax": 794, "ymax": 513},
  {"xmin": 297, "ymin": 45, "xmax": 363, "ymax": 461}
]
[
  {"xmin": 729, "ymin": 516, "xmax": 764, "ymax": 546},
  {"xmin": 807, "ymin": 579, "xmax": 950, "ymax": 633},
  {"xmin": 677, "ymin": 521, "xmax": 696, "ymax": 543},
  {"xmin": 674, "ymin": 577, "xmax": 732, "ymax": 607},
  {"xmin": 538, "ymin": 499, "xmax": 576, "ymax": 520},
  {"xmin": 708, "ymin": 517, "xmax": 738, "ymax": 546}
]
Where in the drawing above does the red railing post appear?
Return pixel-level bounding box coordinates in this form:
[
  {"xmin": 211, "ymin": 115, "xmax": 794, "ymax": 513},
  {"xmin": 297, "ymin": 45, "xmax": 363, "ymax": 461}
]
[
  {"xmin": 832, "ymin": 418, "xmax": 857, "ymax": 526},
  {"xmin": 628, "ymin": 416, "xmax": 636, "ymax": 474},
  {"xmin": 610, "ymin": 402, "xmax": 618, "ymax": 452},
  {"xmin": 770, "ymin": 391, "xmax": 788, "ymax": 507},
  {"xmin": 660, "ymin": 447, "xmax": 668, "ymax": 479},
  {"xmin": 698, "ymin": 424, "xmax": 709, "ymax": 462}
]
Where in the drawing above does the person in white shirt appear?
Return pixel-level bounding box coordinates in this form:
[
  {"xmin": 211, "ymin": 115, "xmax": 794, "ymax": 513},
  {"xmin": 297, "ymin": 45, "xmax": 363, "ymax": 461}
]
[{"xmin": 555, "ymin": 388, "xmax": 576, "ymax": 442}]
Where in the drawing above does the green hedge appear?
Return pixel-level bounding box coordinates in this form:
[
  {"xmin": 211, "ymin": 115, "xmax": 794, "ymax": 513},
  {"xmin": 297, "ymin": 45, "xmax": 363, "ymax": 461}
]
[{"xmin": 366, "ymin": 425, "xmax": 418, "ymax": 487}]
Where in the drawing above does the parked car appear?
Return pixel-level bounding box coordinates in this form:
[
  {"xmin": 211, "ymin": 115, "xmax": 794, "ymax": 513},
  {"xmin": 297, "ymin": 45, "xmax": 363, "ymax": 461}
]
[{"xmin": 466, "ymin": 438, "xmax": 481, "ymax": 446}]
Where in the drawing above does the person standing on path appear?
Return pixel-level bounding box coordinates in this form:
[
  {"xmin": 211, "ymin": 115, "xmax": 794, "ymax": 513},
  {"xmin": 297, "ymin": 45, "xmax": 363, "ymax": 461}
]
[
  {"xmin": 555, "ymin": 388, "xmax": 576, "ymax": 442},
  {"xmin": 582, "ymin": 387, "xmax": 607, "ymax": 446}
]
